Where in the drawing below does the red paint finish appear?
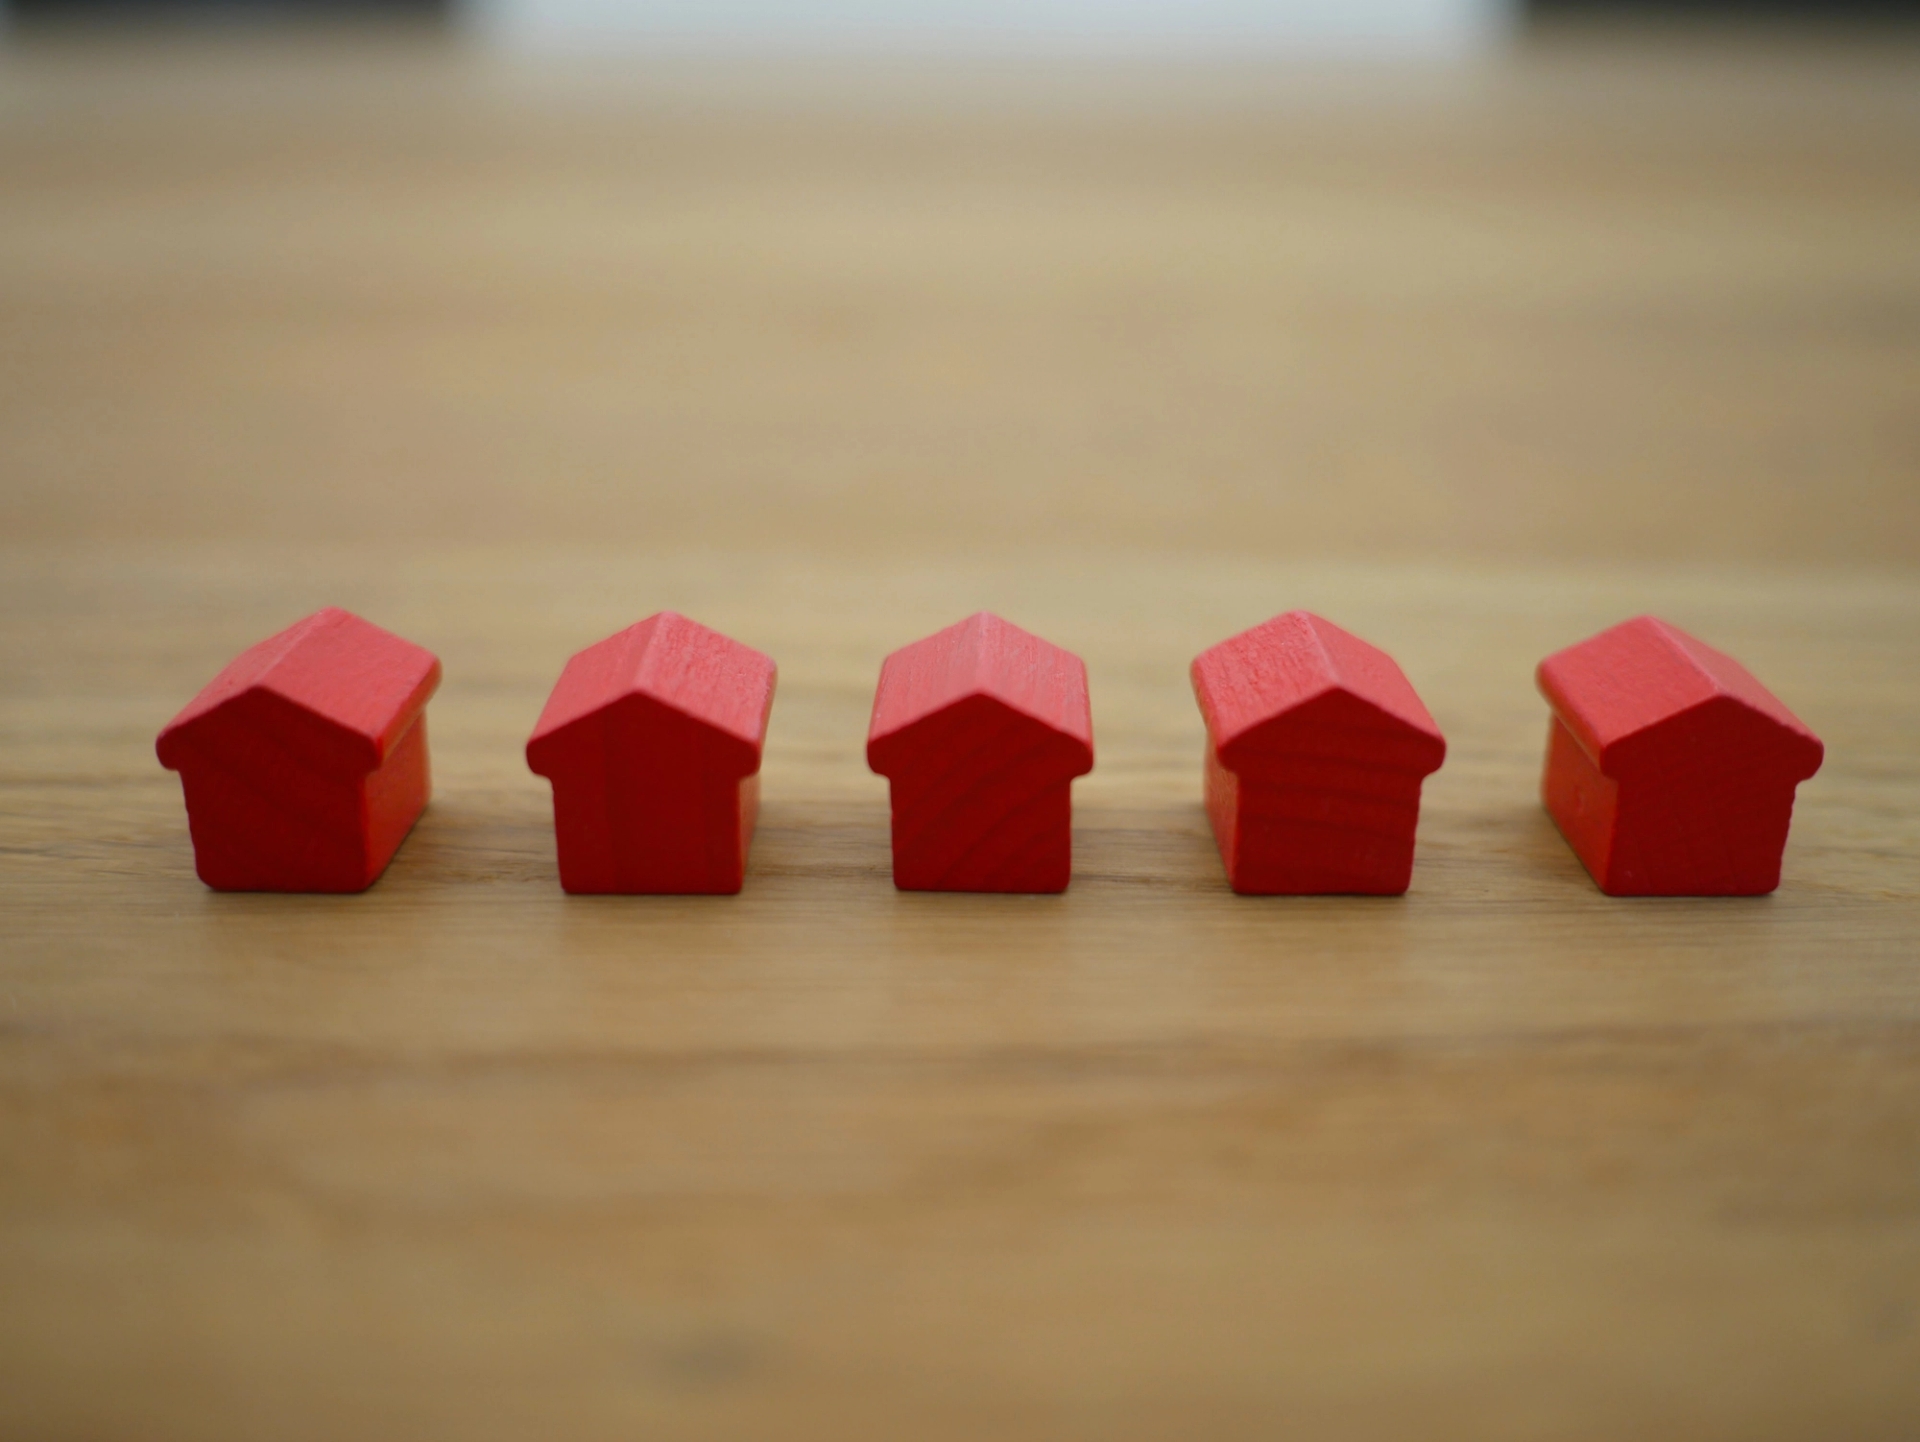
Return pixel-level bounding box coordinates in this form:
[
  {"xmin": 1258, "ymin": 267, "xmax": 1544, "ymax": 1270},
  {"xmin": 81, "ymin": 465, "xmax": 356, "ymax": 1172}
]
[
  {"xmin": 526, "ymin": 612, "xmax": 775, "ymax": 895},
  {"xmin": 1536, "ymin": 615, "xmax": 1823, "ymax": 896},
  {"xmin": 1190, "ymin": 611, "xmax": 1445, "ymax": 895},
  {"xmin": 867, "ymin": 612, "xmax": 1093, "ymax": 893},
  {"xmin": 155, "ymin": 607, "xmax": 441, "ymax": 892}
]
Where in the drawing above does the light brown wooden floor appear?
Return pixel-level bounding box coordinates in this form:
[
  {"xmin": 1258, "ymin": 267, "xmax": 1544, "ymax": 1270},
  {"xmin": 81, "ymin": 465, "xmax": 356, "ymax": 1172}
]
[{"xmin": 2, "ymin": 28, "xmax": 1918, "ymax": 1442}]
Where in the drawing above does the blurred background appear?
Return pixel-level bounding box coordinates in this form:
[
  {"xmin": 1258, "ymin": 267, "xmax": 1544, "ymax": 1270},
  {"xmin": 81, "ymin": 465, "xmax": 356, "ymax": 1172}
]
[{"xmin": 1, "ymin": 0, "xmax": 1916, "ymax": 569}]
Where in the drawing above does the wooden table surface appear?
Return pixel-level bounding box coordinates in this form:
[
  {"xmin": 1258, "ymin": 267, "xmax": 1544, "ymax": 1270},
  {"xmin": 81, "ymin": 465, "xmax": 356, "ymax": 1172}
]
[{"xmin": 3, "ymin": 28, "xmax": 1918, "ymax": 1441}]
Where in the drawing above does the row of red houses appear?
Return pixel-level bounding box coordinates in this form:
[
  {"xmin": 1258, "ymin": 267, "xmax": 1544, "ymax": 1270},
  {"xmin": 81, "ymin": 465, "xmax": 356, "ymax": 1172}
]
[{"xmin": 157, "ymin": 608, "xmax": 1823, "ymax": 899}]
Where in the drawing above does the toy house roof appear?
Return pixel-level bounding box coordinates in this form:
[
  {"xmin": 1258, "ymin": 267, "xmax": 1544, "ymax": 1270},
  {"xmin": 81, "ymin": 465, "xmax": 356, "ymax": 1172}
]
[
  {"xmin": 867, "ymin": 612, "xmax": 1092, "ymax": 775},
  {"xmin": 525, "ymin": 612, "xmax": 775, "ymax": 777},
  {"xmin": 1536, "ymin": 615, "xmax": 1822, "ymax": 780},
  {"xmin": 156, "ymin": 607, "xmax": 440, "ymax": 778},
  {"xmin": 1191, "ymin": 611, "xmax": 1444, "ymax": 774}
]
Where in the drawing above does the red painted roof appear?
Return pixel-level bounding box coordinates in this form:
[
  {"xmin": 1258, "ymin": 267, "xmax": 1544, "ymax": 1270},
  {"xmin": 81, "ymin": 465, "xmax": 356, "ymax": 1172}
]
[
  {"xmin": 156, "ymin": 607, "xmax": 440, "ymax": 777},
  {"xmin": 525, "ymin": 612, "xmax": 775, "ymax": 776},
  {"xmin": 867, "ymin": 612, "xmax": 1092, "ymax": 775},
  {"xmin": 1536, "ymin": 616, "xmax": 1822, "ymax": 780},
  {"xmin": 1191, "ymin": 611, "xmax": 1444, "ymax": 774}
]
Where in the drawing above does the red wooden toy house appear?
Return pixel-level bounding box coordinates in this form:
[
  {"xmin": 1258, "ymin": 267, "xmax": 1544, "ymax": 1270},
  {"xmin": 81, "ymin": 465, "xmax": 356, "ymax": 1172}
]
[
  {"xmin": 1536, "ymin": 615, "xmax": 1824, "ymax": 896},
  {"xmin": 1190, "ymin": 611, "xmax": 1446, "ymax": 895},
  {"xmin": 525, "ymin": 612, "xmax": 776, "ymax": 894},
  {"xmin": 866, "ymin": 612, "xmax": 1093, "ymax": 893},
  {"xmin": 155, "ymin": 606, "xmax": 441, "ymax": 892}
]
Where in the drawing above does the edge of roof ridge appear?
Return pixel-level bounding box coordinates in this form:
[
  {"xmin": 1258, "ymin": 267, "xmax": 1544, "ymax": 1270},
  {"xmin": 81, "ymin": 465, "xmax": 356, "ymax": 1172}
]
[{"xmin": 1297, "ymin": 610, "xmax": 1344, "ymax": 690}]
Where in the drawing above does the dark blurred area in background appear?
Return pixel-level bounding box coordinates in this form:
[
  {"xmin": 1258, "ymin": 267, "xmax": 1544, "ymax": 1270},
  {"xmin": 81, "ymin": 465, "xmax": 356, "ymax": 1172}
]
[
  {"xmin": 6, "ymin": 0, "xmax": 447, "ymax": 24},
  {"xmin": 1534, "ymin": 0, "xmax": 1920, "ymax": 13}
]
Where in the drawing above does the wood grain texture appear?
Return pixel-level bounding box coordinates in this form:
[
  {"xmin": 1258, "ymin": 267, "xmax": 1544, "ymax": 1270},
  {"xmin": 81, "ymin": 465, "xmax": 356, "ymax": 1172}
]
[{"xmin": 2, "ymin": 28, "xmax": 1919, "ymax": 1442}]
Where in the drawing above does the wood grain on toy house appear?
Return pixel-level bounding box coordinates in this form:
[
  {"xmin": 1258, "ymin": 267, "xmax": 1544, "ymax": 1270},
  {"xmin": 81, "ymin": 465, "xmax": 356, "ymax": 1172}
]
[
  {"xmin": 526, "ymin": 612, "xmax": 776, "ymax": 895},
  {"xmin": 155, "ymin": 607, "xmax": 440, "ymax": 893},
  {"xmin": 1191, "ymin": 611, "xmax": 1446, "ymax": 896},
  {"xmin": 1536, "ymin": 616, "xmax": 1824, "ymax": 897},
  {"xmin": 867, "ymin": 612, "xmax": 1094, "ymax": 893}
]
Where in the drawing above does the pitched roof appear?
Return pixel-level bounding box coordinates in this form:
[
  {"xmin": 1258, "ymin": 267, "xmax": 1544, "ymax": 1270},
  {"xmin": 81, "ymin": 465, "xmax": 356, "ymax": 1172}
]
[
  {"xmin": 156, "ymin": 607, "xmax": 440, "ymax": 776},
  {"xmin": 525, "ymin": 612, "xmax": 775, "ymax": 775},
  {"xmin": 1536, "ymin": 615, "xmax": 1823, "ymax": 779},
  {"xmin": 1191, "ymin": 611, "xmax": 1444, "ymax": 772},
  {"xmin": 867, "ymin": 612, "xmax": 1092, "ymax": 772}
]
